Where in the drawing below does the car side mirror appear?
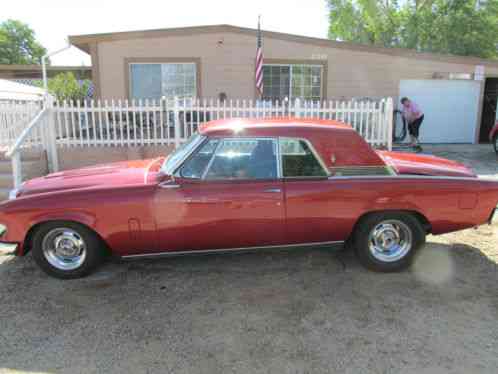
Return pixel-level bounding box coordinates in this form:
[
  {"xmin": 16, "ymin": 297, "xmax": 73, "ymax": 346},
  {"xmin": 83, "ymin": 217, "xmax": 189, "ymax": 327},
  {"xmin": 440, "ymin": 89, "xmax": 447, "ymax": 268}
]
[{"xmin": 158, "ymin": 175, "xmax": 182, "ymax": 189}]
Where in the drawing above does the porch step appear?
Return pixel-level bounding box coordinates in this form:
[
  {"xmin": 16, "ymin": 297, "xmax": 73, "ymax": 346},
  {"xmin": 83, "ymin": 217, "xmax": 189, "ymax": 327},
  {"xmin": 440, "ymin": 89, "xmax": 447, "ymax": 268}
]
[
  {"xmin": 0, "ymin": 174, "xmax": 14, "ymax": 189},
  {"xmin": 0, "ymin": 188, "xmax": 9, "ymax": 202},
  {"xmin": 0, "ymin": 149, "xmax": 44, "ymax": 162},
  {"xmin": 0, "ymin": 159, "xmax": 43, "ymax": 174},
  {"xmin": 0, "ymin": 161, "xmax": 11, "ymax": 173}
]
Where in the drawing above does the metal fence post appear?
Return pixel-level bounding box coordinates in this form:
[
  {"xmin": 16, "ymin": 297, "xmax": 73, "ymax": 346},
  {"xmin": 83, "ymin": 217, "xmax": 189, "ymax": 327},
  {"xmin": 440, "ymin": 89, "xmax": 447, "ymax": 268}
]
[
  {"xmin": 294, "ymin": 98, "xmax": 301, "ymax": 118},
  {"xmin": 44, "ymin": 98, "xmax": 59, "ymax": 172},
  {"xmin": 11, "ymin": 151, "xmax": 22, "ymax": 189},
  {"xmin": 173, "ymin": 96, "xmax": 181, "ymax": 148},
  {"xmin": 386, "ymin": 97, "xmax": 394, "ymax": 151}
]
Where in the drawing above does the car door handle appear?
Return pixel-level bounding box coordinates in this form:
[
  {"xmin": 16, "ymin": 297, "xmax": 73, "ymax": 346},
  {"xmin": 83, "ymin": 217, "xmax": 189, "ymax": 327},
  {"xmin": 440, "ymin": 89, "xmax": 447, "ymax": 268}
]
[
  {"xmin": 263, "ymin": 188, "xmax": 282, "ymax": 193},
  {"xmin": 158, "ymin": 182, "xmax": 181, "ymax": 189}
]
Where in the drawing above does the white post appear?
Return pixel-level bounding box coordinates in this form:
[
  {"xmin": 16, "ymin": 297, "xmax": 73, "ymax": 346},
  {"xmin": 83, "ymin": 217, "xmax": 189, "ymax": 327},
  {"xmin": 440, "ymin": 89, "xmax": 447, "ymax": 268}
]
[
  {"xmin": 294, "ymin": 98, "xmax": 301, "ymax": 118},
  {"xmin": 386, "ymin": 97, "xmax": 394, "ymax": 151},
  {"xmin": 11, "ymin": 151, "xmax": 22, "ymax": 189},
  {"xmin": 45, "ymin": 98, "xmax": 59, "ymax": 172},
  {"xmin": 173, "ymin": 96, "xmax": 181, "ymax": 148}
]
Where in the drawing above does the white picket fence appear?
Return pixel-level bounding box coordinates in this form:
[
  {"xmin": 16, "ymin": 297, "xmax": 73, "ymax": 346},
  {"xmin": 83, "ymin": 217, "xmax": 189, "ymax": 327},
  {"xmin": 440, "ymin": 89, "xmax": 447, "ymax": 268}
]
[{"xmin": 48, "ymin": 97, "xmax": 393, "ymax": 149}]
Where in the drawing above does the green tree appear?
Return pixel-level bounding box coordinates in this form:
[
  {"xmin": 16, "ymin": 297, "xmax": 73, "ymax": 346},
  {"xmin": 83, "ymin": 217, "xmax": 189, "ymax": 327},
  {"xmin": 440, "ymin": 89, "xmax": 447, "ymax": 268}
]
[
  {"xmin": 0, "ymin": 19, "xmax": 47, "ymax": 64},
  {"xmin": 327, "ymin": 0, "xmax": 498, "ymax": 59},
  {"xmin": 43, "ymin": 72, "xmax": 90, "ymax": 101}
]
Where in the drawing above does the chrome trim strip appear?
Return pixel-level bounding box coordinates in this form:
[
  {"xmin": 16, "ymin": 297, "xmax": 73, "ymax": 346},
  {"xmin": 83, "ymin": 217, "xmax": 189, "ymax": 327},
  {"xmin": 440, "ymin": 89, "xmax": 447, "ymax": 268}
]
[
  {"xmin": 163, "ymin": 134, "xmax": 206, "ymax": 175},
  {"xmin": 327, "ymin": 174, "xmax": 490, "ymax": 182},
  {"xmin": 201, "ymin": 140, "xmax": 222, "ymax": 180},
  {"xmin": 276, "ymin": 137, "xmax": 283, "ymax": 179},
  {"xmin": 329, "ymin": 165, "xmax": 394, "ymax": 176},
  {"xmin": 121, "ymin": 240, "xmax": 344, "ymax": 260}
]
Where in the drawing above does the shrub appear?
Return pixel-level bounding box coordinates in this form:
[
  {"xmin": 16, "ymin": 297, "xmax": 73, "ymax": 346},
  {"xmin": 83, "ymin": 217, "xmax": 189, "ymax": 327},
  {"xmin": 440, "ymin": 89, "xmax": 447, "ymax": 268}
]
[{"xmin": 43, "ymin": 72, "xmax": 91, "ymax": 101}]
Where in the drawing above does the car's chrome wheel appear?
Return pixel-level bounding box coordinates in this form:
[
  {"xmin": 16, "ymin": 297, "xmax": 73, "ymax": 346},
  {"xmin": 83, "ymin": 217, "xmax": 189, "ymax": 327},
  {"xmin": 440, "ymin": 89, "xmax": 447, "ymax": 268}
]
[
  {"xmin": 368, "ymin": 220, "xmax": 413, "ymax": 262},
  {"xmin": 42, "ymin": 228, "xmax": 87, "ymax": 271},
  {"xmin": 354, "ymin": 213, "xmax": 425, "ymax": 272}
]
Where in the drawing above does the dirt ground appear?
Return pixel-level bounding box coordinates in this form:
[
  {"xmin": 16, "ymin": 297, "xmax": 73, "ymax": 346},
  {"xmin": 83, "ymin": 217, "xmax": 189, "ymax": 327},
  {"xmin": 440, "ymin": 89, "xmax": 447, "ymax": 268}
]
[{"xmin": 0, "ymin": 145, "xmax": 497, "ymax": 374}]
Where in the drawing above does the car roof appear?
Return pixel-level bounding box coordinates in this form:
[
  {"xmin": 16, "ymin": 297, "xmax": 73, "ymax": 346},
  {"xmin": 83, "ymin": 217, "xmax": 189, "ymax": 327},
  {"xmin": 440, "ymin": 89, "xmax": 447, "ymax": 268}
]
[{"xmin": 198, "ymin": 118, "xmax": 353, "ymax": 137}]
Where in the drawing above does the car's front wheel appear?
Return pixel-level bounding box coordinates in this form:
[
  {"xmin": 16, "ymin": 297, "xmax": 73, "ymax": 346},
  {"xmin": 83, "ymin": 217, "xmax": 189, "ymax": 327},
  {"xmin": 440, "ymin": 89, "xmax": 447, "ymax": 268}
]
[
  {"xmin": 31, "ymin": 221, "xmax": 104, "ymax": 279},
  {"xmin": 493, "ymin": 135, "xmax": 498, "ymax": 154},
  {"xmin": 353, "ymin": 212, "xmax": 426, "ymax": 272}
]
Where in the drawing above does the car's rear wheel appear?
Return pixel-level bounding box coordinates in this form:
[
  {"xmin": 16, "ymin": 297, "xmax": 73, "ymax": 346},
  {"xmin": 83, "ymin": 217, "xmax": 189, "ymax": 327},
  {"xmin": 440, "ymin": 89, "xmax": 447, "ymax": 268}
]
[
  {"xmin": 353, "ymin": 212, "xmax": 425, "ymax": 272},
  {"xmin": 32, "ymin": 221, "xmax": 104, "ymax": 279},
  {"xmin": 493, "ymin": 135, "xmax": 498, "ymax": 154}
]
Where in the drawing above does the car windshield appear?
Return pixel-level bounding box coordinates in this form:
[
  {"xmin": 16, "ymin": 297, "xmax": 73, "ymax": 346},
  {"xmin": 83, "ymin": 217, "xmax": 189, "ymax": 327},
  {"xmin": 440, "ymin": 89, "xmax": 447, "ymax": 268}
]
[{"xmin": 161, "ymin": 134, "xmax": 205, "ymax": 175}]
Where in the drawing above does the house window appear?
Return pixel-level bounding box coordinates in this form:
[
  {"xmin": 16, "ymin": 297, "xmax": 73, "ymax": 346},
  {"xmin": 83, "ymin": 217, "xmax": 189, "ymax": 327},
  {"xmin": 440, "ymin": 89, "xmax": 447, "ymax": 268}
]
[
  {"xmin": 262, "ymin": 64, "xmax": 323, "ymax": 102},
  {"xmin": 130, "ymin": 63, "xmax": 197, "ymax": 100}
]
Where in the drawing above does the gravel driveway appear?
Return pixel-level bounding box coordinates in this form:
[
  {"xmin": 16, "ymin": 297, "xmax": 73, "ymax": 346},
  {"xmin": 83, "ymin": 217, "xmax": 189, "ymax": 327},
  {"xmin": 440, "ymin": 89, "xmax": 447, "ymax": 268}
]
[{"xmin": 1, "ymin": 145, "xmax": 497, "ymax": 374}]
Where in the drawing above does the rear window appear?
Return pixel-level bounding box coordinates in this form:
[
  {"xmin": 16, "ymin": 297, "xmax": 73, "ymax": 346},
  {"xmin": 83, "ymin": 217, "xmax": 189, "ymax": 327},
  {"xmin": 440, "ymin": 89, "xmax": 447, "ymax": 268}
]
[{"xmin": 279, "ymin": 138, "xmax": 327, "ymax": 178}]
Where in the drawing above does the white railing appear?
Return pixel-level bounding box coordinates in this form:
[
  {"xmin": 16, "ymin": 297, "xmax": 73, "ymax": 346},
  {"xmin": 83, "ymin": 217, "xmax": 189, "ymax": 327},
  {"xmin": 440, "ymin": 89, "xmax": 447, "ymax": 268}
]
[
  {"xmin": 6, "ymin": 107, "xmax": 58, "ymax": 188},
  {"xmin": 0, "ymin": 100, "xmax": 42, "ymax": 149},
  {"xmin": 51, "ymin": 97, "xmax": 393, "ymax": 150}
]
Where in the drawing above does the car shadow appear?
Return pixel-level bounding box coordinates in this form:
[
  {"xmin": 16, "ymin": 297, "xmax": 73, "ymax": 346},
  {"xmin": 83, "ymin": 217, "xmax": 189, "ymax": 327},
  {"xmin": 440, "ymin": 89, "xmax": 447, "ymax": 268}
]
[{"xmin": 1, "ymin": 240, "xmax": 498, "ymax": 373}]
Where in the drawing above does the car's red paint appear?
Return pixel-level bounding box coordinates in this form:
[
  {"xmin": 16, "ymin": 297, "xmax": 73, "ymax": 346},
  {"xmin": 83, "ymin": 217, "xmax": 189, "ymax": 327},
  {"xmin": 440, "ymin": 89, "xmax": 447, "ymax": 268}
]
[
  {"xmin": 19, "ymin": 158, "xmax": 164, "ymax": 197},
  {"xmin": 1, "ymin": 118, "xmax": 497, "ymax": 259},
  {"xmin": 377, "ymin": 150, "xmax": 476, "ymax": 177}
]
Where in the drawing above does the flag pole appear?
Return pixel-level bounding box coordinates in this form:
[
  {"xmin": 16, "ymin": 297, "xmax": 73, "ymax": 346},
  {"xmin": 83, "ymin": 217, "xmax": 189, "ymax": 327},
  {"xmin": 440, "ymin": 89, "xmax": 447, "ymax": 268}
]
[{"xmin": 255, "ymin": 15, "xmax": 264, "ymax": 100}]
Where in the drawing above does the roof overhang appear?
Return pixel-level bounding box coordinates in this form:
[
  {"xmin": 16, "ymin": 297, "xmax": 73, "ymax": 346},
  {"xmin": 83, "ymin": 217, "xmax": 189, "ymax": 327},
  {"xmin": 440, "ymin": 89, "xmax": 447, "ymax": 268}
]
[{"xmin": 68, "ymin": 24, "xmax": 498, "ymax": 68}]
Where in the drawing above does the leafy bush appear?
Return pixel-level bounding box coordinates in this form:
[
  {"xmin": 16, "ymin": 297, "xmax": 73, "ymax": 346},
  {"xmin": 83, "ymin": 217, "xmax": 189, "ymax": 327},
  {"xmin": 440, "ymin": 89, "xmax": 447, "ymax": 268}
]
[{"xmin": 43, "ymin": 72, "xmax": 91, "ymax": 101}]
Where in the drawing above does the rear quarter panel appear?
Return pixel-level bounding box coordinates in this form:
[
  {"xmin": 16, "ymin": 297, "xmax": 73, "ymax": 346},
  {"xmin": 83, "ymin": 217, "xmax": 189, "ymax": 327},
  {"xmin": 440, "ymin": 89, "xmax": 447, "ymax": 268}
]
[{"xmin": 285, "ymin": 176, "xmax": 498, "ymax": 241}]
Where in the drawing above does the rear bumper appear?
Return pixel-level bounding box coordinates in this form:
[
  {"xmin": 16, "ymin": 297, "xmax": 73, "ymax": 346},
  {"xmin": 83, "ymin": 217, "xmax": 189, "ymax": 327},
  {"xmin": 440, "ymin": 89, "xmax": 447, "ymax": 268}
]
[{"xmin": 0, "ymin": 241, "xmax": 18, "ymax": 255}]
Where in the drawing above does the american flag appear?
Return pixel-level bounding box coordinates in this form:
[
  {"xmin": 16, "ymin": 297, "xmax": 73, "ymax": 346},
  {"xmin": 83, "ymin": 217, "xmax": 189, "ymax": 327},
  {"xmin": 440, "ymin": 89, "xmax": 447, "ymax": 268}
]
[{"xmin": 255, "ymin": 16, "xmax": 264, "ymax": 96}]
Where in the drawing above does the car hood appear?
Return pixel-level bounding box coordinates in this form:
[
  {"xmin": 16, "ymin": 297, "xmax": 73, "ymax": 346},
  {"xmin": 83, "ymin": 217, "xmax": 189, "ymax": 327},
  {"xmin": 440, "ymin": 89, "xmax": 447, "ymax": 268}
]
[
  {"xmin": 18, "ymin": 158, "xmax": 165, "ymax": 197},
  {"xmin": 377, "ymin": 150, "xmax": 476, "ymax": 177}
]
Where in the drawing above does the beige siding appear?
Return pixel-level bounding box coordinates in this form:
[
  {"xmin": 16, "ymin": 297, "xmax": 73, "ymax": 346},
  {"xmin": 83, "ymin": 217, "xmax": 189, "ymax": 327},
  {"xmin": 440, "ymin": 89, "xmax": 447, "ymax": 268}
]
[{"xmin": 96, "ymin": 31, "xmax": 498, "ymax": 101}]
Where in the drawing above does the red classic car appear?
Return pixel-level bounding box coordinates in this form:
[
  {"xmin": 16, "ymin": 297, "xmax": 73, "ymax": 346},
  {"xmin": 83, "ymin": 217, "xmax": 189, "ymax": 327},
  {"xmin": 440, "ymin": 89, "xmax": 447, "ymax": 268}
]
[{"xmin": 1, "ymin": 118, "xmax": 497, "ymax": 279}]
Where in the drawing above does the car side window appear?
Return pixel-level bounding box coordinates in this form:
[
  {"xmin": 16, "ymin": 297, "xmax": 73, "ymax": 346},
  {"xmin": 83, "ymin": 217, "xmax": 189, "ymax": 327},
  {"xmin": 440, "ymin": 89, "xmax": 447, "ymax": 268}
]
[
  {"xmin": 179, "ymin": 138, "xmax": 219, "ymax": 179},
  {"xmin": 280, "ymin": 138, "xmax": 328, "ymax": 177},
  {"xmin": 205, "ymin": 138, "xmax": 278, "ymax": 180}
]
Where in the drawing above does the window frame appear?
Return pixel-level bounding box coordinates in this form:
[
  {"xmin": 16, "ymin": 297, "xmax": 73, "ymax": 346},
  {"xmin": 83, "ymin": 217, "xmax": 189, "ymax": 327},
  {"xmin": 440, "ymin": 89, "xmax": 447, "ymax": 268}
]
[
  {"xmin": 128, "ymin": 61, "xmax": 198, "ymax": 100},
  {"xmin": 262, "ymin": 63, "xmax": 324, "ymax": 102},
  {"xmin": 176, "ymin": 137, "xmax": 220, "ymax": 179},
  {"xmin": 172, "ymin": 136, "xmax": 330, "ymax": 182},
  {"xmin": 278, "ymin": 137, "xmax": 330, "ymax": 179}
]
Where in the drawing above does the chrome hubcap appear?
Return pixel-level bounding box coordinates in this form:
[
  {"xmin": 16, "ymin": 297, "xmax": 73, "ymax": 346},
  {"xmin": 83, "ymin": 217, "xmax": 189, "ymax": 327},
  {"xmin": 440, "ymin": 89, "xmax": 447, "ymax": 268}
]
[
  {"xmin": 368, "ymin": 220, "xmax": 412, "ymax": 262},
  {"xmin": 42, "ymin": 228, "xmax": 87, "ymax": 271}
]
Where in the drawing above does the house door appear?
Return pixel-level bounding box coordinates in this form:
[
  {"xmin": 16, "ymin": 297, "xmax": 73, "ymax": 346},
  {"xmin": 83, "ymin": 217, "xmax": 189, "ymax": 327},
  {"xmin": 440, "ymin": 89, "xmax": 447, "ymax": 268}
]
[{"xmin": 480, "ymin": 78, "xmax": 498, "ymax": 143}]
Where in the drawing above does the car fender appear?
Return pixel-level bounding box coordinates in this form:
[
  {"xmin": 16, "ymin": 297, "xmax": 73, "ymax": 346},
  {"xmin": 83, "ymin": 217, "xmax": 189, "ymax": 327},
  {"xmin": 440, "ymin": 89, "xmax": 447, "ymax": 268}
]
[
  {"xmin": 368, "ymin": 196, "xmax": 427, "ymax": 215},
  {"xmin": 18, "ymin": 211, "xmax": 102, "ymax": 256}
]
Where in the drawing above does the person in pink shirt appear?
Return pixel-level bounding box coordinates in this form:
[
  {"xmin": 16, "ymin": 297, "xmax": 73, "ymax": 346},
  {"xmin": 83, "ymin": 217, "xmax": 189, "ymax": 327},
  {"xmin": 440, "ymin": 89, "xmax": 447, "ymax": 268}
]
[{"xmin": 401, "ymin": 97, "xmax": 424, "ymax": 152}]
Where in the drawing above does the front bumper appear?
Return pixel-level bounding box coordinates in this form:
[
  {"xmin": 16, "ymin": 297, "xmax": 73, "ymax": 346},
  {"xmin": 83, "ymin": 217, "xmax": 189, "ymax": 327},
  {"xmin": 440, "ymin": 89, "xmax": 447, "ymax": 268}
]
[{"xmin": 0, "ymin": 241, "xmax": 18, "ymax": 255}]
